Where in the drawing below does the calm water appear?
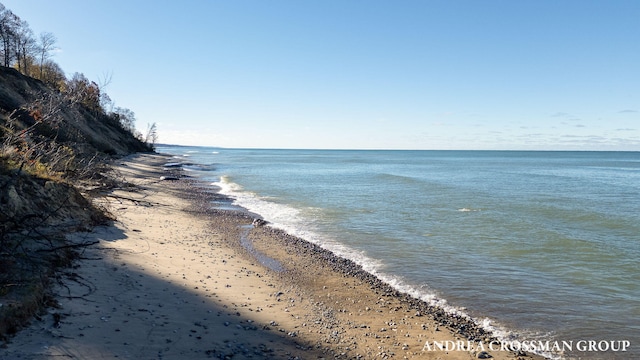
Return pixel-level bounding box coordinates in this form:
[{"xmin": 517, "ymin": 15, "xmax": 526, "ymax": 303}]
[{"xmin": 157, "ymin": 146, "xmax": 640, "ymax": 359}]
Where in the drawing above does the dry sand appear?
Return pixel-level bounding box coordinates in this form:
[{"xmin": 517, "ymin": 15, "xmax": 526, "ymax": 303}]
[{"xmin": 1, "ymin": 153, "xmax": 546, "ymax": 360}]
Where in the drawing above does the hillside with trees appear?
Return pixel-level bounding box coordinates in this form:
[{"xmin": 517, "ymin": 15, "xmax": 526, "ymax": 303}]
[{"xmin": 0, "ymin": 2, "xmax": 156, "ymax": 340}]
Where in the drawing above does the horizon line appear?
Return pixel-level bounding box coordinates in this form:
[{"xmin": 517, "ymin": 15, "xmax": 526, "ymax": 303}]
[{"xmin": 155, "ymin": 143, "xmax": 640, "ymax": 153}]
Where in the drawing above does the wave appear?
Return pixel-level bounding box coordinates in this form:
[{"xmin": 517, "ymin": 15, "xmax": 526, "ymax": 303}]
[
  {"xmin": 211, "ymin": 175, "xmax": 558, "ymax": 358},
  {"xmin": 183, "ymin": 164, "xmax": 216, "ymax": 172}
]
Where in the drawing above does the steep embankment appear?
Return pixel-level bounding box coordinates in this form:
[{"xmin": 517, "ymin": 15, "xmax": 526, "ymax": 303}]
[
  {"xmin": 0, "ymin": 66, "xmax": 148, "ymax": 156},
  {"xmin": 0, "ymin": 65, "xmax": 149, "ymax": 339}
]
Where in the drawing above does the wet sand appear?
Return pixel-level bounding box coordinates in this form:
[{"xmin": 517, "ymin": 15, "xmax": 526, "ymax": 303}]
[{"xmin": 1, "ymin": 153, "xmax": 545, "ymax": 359}]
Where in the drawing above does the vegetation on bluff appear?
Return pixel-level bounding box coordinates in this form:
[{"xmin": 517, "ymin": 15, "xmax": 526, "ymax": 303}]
[{"xmin": 0, "ymin": 2, "xmax": 156, "ymax": 340}]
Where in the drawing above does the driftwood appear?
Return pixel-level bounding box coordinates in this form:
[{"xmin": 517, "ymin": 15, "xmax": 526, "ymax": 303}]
[
  {"xmin": 103, "ymin": 194, "xmax": 162, "ymax": 207},
  {"xmin": 35, "ymin": 240, "xmax": 99, "ymax": 253}
]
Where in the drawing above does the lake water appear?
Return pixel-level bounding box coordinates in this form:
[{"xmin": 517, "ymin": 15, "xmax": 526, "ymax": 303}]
[{"xmin": 157, "ymin": 146, "xmax": 639, "ymax": 359}]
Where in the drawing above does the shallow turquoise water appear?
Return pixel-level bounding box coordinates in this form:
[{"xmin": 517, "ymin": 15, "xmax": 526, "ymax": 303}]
[{"xmin": 159, "ymin": 147, "xmax": 640, "ymax": 359}]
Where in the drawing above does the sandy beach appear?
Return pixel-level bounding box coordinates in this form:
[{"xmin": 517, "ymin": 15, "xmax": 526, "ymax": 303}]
[{"xmin": 1, "ymin": 153, "xmax": 545, "ymax": 360}]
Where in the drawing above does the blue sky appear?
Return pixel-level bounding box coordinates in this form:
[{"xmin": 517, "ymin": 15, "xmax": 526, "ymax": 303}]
[{"xmin": 4, "ymin": 0, "xmax": 639, "ymax": 150}]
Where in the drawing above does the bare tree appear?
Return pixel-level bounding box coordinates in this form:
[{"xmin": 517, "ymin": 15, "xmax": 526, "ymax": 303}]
[
  {"xmin": 97, "ymin": 71, "xmax": 114, "ymax": 112},
  {"xmin": 37, "ymin": 31, "xmax": 57, "ymax": 79},
  {"xmin": 13, "ymin": 19, "xmax": 35, "ymax": 75},
  {"xmin": 0, "ymin": 4, "xmax": 21, "ymax": 67},
  {"xmin": 39, "ymin": 60, "xmax": 66, "ymax": 89},
  {"xmin": 113, "ymin": 107, "xmax": 136, "ymax": 133},
  {"xmin": 97, "ymin": 71, "xmax": 113, "ymax": 89},
  {"xmin": 144, "ymin": 122, "xmax": 158, "ymax": 147},
  {"xmin": 65, "ymin": 72, "xmax": 102, "ymax": 113}
]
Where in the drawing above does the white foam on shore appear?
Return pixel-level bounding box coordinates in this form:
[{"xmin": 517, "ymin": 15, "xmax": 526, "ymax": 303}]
[
  {"xmin": 214, "ymin": 175, "xmax": 458, "ymax": 302},
  {"xmin": 210, "ymin": 175, "xmax": 562, "ymax": 358}
]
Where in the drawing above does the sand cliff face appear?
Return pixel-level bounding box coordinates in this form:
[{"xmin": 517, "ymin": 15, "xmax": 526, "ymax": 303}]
[
  {"xmin": 0, "ymin": 175, "xmax": 105, "ymax": 232},
  {"xmin": 0, "ymin": 65, "xmax": 149, "ymax": 227},
  {"xmin": 0, "ymin": 66, "xmax": 149, "ymax": 156}
]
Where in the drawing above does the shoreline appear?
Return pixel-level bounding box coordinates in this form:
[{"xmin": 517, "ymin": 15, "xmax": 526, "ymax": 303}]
[{"xmin": 1, "ymin": 153, "xmax": 545, "ymax": 359}]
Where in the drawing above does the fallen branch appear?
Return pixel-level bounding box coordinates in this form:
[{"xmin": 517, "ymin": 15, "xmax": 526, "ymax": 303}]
[
  {"xmin": 35, "ymin": 240, "xmax": 99, "ymax": 253},
  {"xmin": 103, "ymin": 194, "xmax": 162, "ymax": 206}
]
